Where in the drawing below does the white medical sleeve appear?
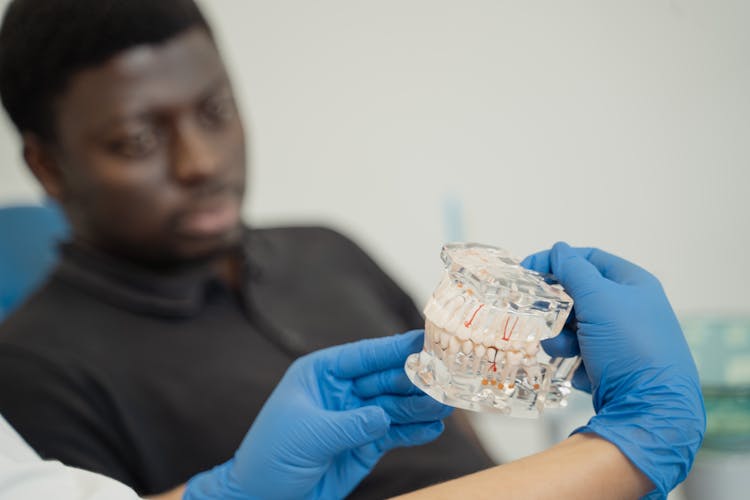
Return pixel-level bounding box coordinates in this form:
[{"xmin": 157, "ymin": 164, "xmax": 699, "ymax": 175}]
[{"xmin": 0, "ymin": 414, "xmax": 141, "ymax": 500}]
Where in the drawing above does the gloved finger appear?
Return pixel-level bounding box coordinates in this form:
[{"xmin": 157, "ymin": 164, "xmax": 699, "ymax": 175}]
[
  {"xmin": 323, "ymin": 330, "xmax": 423, "ymax": 379},
  {"xmin": 352, "ymin": 368, "xmax": 423, "ymax": 399},
  {"xmin": 585, "ymin": 248, "xmax": 657, "ymax": 286},
  {"xmin": 571, "ymin": 362, "xmax": 592, "ymax": 393},
  {"xmin": 521, "ymin": 247, "xmax": 596, "ymax": 275},
  {"xmin": 549, "ymin": 242, "xmax": 605, "ymax": 298},
  {"xmin": 531, "ymin": 245, "xmax": 655, "ymax": 287},
  {"xmin": 314, "ymin": 406, "xmax": 391, "ymax": 457},
  {"xmin": 365, "ymin": 394, "xmax": 453, "ymax": 424},
  {"xmin": 540, "ymin": 327, "xmax": 579, "ymax": 358},
  {"xmin": 521, "ymin": 250, "xmax": 552, "ymax": 274},
  {"xmin": 376, "ymin": 421, "xmax": 445, "ymax": 453}
]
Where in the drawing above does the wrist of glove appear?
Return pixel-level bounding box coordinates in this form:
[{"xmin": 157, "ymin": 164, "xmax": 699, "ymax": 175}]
[
  {"xmin": 184, "ymin": 461, "xmax": 248, "ymax": 500},
  {"xmin": 576, "ymin": 368, "xmax": 703, "ymax": 499},
  {"xmin": 579, "ymin": 280, "xmax": 704, "ymax": 499},
  {"xmin": 524, "ymin": 242, "xmax": 705, "ymax": 499}
]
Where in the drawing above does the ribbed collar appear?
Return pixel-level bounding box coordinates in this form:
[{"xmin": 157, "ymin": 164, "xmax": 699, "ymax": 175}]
[{"xmin": 54, "ymin": 228, "xmax": 260, "ymax": 318}]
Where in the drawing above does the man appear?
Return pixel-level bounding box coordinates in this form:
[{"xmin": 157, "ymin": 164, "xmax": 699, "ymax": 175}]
[{"xmin": 0, "ymin": 0, "xmax": 492, "ymax": 497}]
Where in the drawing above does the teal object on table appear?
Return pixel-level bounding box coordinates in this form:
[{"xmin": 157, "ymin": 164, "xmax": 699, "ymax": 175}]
[{"xmin": 681, "ymin": 316, "xmax": 750, "ymax": 452}]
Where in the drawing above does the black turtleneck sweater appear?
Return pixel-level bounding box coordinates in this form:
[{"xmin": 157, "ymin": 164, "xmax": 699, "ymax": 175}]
[{"xmin": 0, "ymin": 226, "xmax": 492, "ymax": 497}]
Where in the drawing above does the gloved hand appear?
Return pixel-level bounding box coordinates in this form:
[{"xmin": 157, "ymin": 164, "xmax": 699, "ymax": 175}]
[
  {"xmin": 184, "ymin": 330, "xmax": 451, "ymax": 500},
  {"xmin": 522, "ymin": 242, "xmax": 705, "ymax": 499}
]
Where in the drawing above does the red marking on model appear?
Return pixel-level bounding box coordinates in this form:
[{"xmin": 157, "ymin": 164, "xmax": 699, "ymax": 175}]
[
  {"xmin": 501, "ymin": 316, "xmax": 519, "ymax": 341},
  {"xmin": 487, "ymin": 347, "xmax": 499, "ymax": 372},
  {"xmin": 464, "ymin": 304, "xmax": 485, "ymax": 328},
  {"xmin": 501, "ymin": 317, "xmax": 510, "ymax": 340}
]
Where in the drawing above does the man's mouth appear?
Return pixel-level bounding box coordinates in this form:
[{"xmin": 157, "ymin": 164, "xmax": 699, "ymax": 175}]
[{"xmin": 175, "ymin": 196, "xmax": 242, "ymax": 238}]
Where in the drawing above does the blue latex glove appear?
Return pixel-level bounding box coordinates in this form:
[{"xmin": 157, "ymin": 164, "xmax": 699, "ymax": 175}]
[
  {"xmin": 522, "ymin": 242, "xmax": 705, "ymax": 499},
  {"xmin": 184, "ymin": 330, "xmax": 452, "ymax": 500}
]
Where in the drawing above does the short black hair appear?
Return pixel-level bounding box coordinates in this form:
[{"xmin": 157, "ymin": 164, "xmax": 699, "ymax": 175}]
[{"xmin": 0, "ymin": 0, "xmax": 211, "ymax": 141}]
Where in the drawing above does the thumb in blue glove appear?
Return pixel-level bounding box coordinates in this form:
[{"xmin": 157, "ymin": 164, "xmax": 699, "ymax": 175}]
[
  {"xmin": 523, "ymin": 242, "xmax": 705, "ymax": 499},
  {"xmin": 184, "ymin": 330, "xmax": 452, "ymax": 500}
]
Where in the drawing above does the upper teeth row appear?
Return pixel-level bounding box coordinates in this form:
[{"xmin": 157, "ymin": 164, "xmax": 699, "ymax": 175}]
[
  {"xmin": 428, "ymin": 323, "xmax": 541, "ymax": 359},
  {"xmin": 423, "ymin": 279, "xmax": 553, "ymax": 344}
]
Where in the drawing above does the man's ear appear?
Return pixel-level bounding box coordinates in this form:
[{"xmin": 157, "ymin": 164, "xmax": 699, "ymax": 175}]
[{"xmin": 22, "ymin": 133, "xmax": 66, "ymax": 201}]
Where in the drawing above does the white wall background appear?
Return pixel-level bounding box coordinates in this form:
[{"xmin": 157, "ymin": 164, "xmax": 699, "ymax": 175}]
[
  {"xmin": 1, "ymin": 0, "xmax": 748, "ymax": 314},
  {"xmin": 0, "ymin": 2, "xmax": 746, "ymax": 493}
]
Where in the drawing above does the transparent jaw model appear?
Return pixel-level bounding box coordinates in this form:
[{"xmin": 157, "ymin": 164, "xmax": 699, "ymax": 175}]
[{"xmin": 405, "ymin": 243, "xmax": 578, "ymax": 417}]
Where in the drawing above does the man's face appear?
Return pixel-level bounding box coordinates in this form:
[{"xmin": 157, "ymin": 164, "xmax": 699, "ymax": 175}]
[{"xmin": 46, "ymin": 28, "xmax": 246, "ymax": 266}]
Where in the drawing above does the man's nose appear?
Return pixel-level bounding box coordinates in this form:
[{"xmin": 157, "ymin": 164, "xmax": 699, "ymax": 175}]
[{"xmin": 170, "ymin": 120, "xmax": 221, "ymax": 184}]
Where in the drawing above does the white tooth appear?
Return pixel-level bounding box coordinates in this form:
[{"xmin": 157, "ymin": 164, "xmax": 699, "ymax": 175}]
[
  {"xmin": 448, "ymin": 335, "xmax": 461, "ymax": 355},
  {"xmin": 470, "ymin": 323, "xmax": 485, "ymax": 344},
  {"xmin": 506, "ymin": 349, "xmax": 524, "ymax": 365},
  {"xmin": 504, "ymin": 315, "xmax": 521, "ymax": 341},
  {"xmin": 445, "ymin": 304, "xmax": 463, "ymax": 329},
  {"xmin": 429, "ymin": 304, "xmax": 448, "ymax": 329},
  {"xmin": 423, "ymin": 327, "xmax": 434, "ymax": 345},
  {"xmin": 538, "ymin": 322, "xmax": 553, "ymax": 341},
  {"xmin": 476, "ymin": 304, "xmax": 490, "ymax": 323},
  {"xmin": 423, "ymin": 298, "xmax": 440, "ymax": 319},
  {"xmin": 512, "ymin": 315, "xmax": 526, "ymax": 338},
  {"xmin": 440, "ymin": 332, "xmax": 451, "ymax": 349},
  {"xmin": 444, "ymin": 301, "xmax": 468, "ymax": 332},
  {"xmin": 528, "ymin": 318, "xmax": 540, "ymax": 339},
  {"xmin": 471, "ymin": 328, "xmax": 484, "ymax": 344},
  {"xmin": 461, "ymin": 298, "xmax": 484, "ymax": 330},
  {"xmin": 455, "ymin": 325, "xmax": 471, "ymax": 340},
  {"xmin": 486, "ymin": 347, "xmax": 497, "ymax": 361},
  {"xmin": 494, "ymin": 312, "xmax": 516, "ymax": 344},
  {"xmin": 434, "ymin": 277, "xmax": 454, "ymax": 302},
  {"xmin": 445, "ymin": 295, "xmax": 466, "ymax": 316},
  {"xmin": 482, "ymin": 332, "xmax": 496, "ymax": 347},
  {"xmin": 440, "ymin": 309, "xmax": 456, "ymax": 329},
  {"xmin": 462, "ymin": 340, "xmax": 473, "ymax": 354},
  {"xmin": 494, "ymin": 337, "xmax": 508, "ymax": 351},
  {"xmin": 498, "ymin": 314, "xmax": 511, "ymax": 341},
  {"xmin": 434, "ymin": 295, "xmax": 461, "ymax": 329},
  {"xmin": 474, "ymin": 344, "xmax": 486, "ymax": 359},
  {"xmin": 524, "ymin": 341, "xmax": 540, "ymax": 356},
  {"xmin": 527, "ymin": 316, "xmax": 544, "ymax": 341},
  {"xmin": 435, "ymin": 324, "xmax": 445, "ymax": 339},
  {"xmin": 486, "ymin": 312, "xmax": 505, "ymax": 339},
  {"xmin": 432, "ymin": 328, "xmax": 442, "ymax": 345}
]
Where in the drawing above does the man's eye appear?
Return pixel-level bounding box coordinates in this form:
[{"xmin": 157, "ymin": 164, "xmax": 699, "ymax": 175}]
[
  {"xmin": 200, "ymin": 95, "xmax": 236, "ymax": 128},
  {"xmin": 109, "ymin": 129, "xmax": 160, "ymax": 159}
]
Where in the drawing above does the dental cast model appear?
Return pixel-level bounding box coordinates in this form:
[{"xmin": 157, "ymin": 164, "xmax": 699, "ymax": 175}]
[{"xmin": 405, "ymin": 243, "xmax": 577, "ymax": 417}]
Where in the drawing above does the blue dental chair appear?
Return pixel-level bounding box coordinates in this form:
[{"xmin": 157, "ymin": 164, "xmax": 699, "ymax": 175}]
[{"xmin": 0, "ymin": 201, "xmax": 69, "ymax": 322}]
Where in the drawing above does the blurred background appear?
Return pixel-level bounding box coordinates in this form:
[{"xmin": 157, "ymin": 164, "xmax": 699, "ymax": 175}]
[{"xmin": 0, "ymin": 0, "xmax": 747, "ymax": 498}]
